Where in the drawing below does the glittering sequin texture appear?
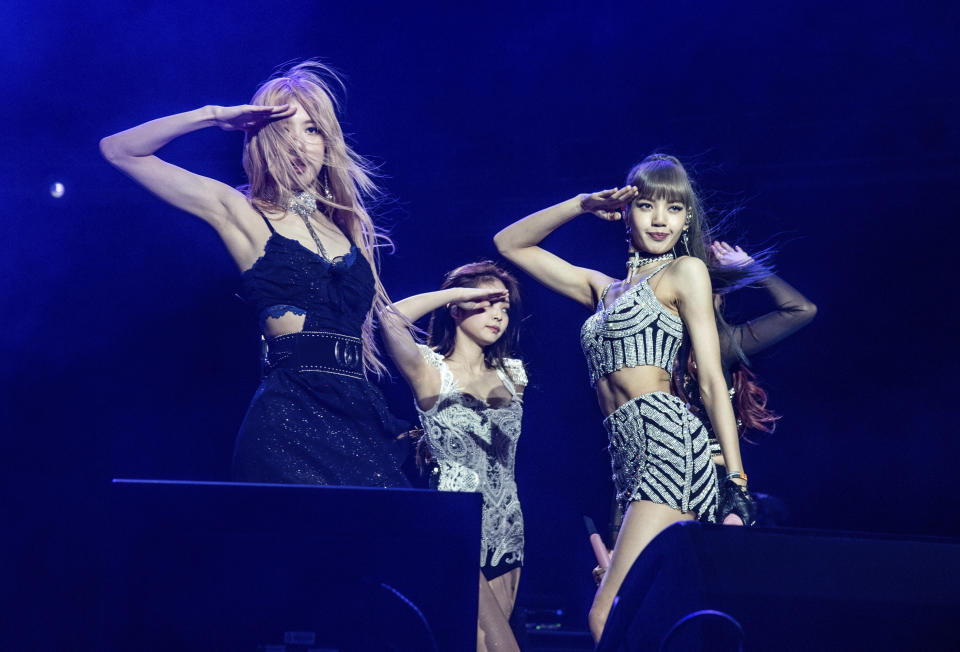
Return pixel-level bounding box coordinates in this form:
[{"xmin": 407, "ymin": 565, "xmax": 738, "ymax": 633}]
[
  {"xmin": 580, "ymin": 263, "xmax": 684, "ymax": 387},
  {"xmin": 583, "ymin": 262, "xmax": 717, "ymax": 520},
  {"xmin": 231, "ymin": 232, "xmax": 409, "ymax": 487},
  {"xmin": 416, "ymin": 346, "xmax": 525, "ymax": 575},
  {"xmin": 604, "ymin": 392, "xmax": 717, "ymax": 522}
]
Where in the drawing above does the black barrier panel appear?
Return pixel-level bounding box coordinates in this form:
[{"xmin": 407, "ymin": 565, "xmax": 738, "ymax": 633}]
[
  {"xmin": 101, "ymin": 479, "xmax": 481, "ymax": 652},
  {"xmin": 597, "ymin": 522, "xmax": 960, "ymax": 652}
]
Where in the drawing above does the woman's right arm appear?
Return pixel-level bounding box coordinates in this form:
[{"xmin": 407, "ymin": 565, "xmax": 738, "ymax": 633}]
[
  {"xmin": 100, "ymin": 104, "xmax": 294, "ymax": 264},
  {"xmin": 380, "ymin": 287, "xmax": 507, "ymax": 409},
  {"xmin": 494, "ymin": 188, "xmax": 636, "ymax": 309}
]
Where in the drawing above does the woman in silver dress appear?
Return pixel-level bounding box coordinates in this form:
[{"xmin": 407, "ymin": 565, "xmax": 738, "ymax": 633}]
[
  {"xmin": 381, "ymin": 261, "xmax": 526, "ymax": 652},
  {"xmin": 495, "ymin": 154, "xmax": 756, "ymax": 642}
]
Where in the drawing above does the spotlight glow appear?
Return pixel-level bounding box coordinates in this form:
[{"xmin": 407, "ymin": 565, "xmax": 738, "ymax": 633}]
[{"xmin": 50, "ymin": 182, "xmax": 65, "ymax": 199}]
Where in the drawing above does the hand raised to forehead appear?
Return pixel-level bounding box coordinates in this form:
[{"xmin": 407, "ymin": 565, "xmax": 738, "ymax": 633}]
[
  {"xmin": 451, "ymin": 286, "xmax": 509, "ymax": 312},
  {"xmin": 579, "ymin": 186, "xmax": 639, "ymax": 221},
  {"xmin": 212, "ymin": 103, "xmax": 298, "ymax": 133}
]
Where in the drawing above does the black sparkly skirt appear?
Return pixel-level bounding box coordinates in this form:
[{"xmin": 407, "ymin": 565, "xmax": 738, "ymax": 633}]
[{"xmin": 232, "ymin": 368, "xmax": 410, "ymax": 488}]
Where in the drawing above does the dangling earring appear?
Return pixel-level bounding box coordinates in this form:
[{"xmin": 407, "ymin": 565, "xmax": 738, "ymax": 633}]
[
  {"xmin": 682, "ymin": 228, "xmax": 690, "ymax": 254},
  {"xmin": 320, "ymin": 168, "xmax": 334, "ymax": 202}
]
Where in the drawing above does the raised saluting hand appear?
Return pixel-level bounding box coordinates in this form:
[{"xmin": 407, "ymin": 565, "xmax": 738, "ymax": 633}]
[
  {"xmin": 578, "ymin": 186, "xmax": 639, "ymax": 221},
  {"xmin": 210, "ymin": 103, "xmax": 297, "ymax": 132}
]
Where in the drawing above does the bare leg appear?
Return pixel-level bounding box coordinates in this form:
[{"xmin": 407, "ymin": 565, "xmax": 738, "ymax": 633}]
[
  {"xmin": 588, "ymin": 500, "xmax": 695, "ymax": 642},
  {"xmin": 487, "ymin": 567, "xmax": 521, "ymax": 620},
  {"xmin": 477, "ymin": 569, "xmax": 521, "ymax": 652}
]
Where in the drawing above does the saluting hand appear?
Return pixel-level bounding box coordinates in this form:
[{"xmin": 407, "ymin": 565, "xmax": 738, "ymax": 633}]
[
  {"xmin": 451, "ymin": 287, "xmax": 509, "ymax": 312},
  {"xmin": 579, "ymin": 186, "xmax": 639, "ymax": 221},
  {"xmin": 211, "ymin": 103, "xmax": 297, "ymax": 132}
]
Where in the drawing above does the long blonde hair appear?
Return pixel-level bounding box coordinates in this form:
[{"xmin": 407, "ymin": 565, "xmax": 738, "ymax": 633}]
[{"xmin": 241, "ymin": 60, "xmax": 395, "ymax": 377}]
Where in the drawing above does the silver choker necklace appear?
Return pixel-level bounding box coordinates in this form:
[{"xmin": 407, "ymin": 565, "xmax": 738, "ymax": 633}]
[{"xmin": 626, "ymin": 252, "xmax": 674, "ymax": 281}]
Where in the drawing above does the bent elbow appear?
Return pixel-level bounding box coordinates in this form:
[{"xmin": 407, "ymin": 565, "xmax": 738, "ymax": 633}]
[
  {"xmin": 493, "ymin": 230, "xmax": 515, "ymax": 258},
  {"xmin": 493, "ymin": 230, "xmax": 508, "ymax": 253},
  {"xmin": 99, "ymin": 136, "xmax": 122, "ymax": 164},
  {"xmin": 798, "ymin": 301, "xmax": 818, "ymax": 322}
]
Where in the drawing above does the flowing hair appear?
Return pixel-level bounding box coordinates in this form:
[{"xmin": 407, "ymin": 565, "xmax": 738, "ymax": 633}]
[
  {"xmin": 240, "ymin": 60, "xmax": 396, "ymax": 377},
  {"xmin": 676, "ymin": 349, "xmax": 780, "ymax": 440},
  {"xmin": 627, "ymin": 154, "xmax": 777, "ymax": 437},
  {"xmin": 731, "ymin": 364, "xmax": 779, "ymax": 439}
]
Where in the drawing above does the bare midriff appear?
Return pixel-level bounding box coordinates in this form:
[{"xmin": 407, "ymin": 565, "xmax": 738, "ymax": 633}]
[
  {"xmin": 595, "ymin": 365, "xmax": 674, "ymax": 418},
  {"xmin": 263, "ymin": 312, "xmax": 307, "ymax": 339}
]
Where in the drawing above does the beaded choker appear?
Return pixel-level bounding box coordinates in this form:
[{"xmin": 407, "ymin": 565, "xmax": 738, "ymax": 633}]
[{"xmin": 626, "ymin": 252, "xmax": 674, "ymax": 281}]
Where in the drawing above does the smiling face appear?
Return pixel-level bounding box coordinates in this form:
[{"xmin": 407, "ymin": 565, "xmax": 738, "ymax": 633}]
[
  {"xmin": 623, "ymin": 154, "xmax": 697, "ymax": 256},
  {"xmin": 453, "ymin": 279, "xmax": 511, "ymax": 348},
  {"xmin": 626, "ymin": 196, "xmax": 688, "ymax": 255}
]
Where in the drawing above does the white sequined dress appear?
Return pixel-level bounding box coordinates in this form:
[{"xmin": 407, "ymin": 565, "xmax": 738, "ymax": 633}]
[{"xmin": 415, "ymin": 345, "xmax": 526, "ymax": 579}]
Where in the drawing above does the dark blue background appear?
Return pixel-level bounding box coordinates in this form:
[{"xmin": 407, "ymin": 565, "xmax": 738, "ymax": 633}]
[{"xmin": 3, "ymin": 1, "xmax": 958, "ymax": 648}]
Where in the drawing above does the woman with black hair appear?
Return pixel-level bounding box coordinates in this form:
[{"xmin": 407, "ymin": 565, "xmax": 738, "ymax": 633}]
[
  {"xmin": 495, "ymin": 154, "xmax": 765, "ymax": 641},
  {"xmin": 381, "ymin": 261, "xmax": 526, "ymax": 652}
]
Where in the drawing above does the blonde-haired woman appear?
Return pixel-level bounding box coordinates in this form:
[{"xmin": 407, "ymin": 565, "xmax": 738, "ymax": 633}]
[{"xmin": 100, "ymin": 61, "xmax": 408, "ymax": 487}]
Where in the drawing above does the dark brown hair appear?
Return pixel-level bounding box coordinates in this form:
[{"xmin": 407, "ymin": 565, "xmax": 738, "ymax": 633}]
[{"xmin": 427, "ymin": 261, "xmax": 522, "ymax": 369}]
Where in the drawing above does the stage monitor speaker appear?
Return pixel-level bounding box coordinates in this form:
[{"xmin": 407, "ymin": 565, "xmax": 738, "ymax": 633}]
[
  {"xmin": 100, "ymin": 479, "xmax": 481, "ymax": 652},
  {"xmin": 597, "ymin": 521, "xmax": 960, "ymax": 652}
]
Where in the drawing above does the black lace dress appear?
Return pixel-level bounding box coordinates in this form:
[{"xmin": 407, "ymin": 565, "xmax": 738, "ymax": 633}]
[{"xmin": 232, "ymin": 229, "xmax": 409, "ymax": 487}]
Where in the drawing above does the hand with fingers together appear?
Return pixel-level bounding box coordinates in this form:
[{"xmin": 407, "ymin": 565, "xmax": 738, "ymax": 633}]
[
  {"xmin": 450, "ymin": 286, "xmax": 510, "ymax": 313},
  {"xmin": 579, "ymin": 186, "xmax": 639, "ymax": 221},
  {"xmin": 211, "ymin": 103, "xmax": 298, "ymax": 132}
]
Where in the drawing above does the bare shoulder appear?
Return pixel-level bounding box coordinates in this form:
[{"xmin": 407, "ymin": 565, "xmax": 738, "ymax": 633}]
[
  {"xmin": 662, "ymin": 256, "xmax": 715, "ymax": 313},
  {"xmin": 668, "ymin": 255, "xmax": 708, "ymax": 277},
  {"xmin": 665, "ymin": 255, "xmax": 710, "ymax": 288}
]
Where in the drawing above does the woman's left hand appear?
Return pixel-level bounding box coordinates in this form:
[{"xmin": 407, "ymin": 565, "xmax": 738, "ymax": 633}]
[{"xmin": 718, "ymin": 478, "xmax": 757, "ymax": 526}]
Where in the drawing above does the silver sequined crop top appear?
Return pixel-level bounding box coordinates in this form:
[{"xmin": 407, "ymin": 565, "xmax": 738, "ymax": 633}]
[{"xmin": 580, "ymin": 263, "xmax": 683, "ymax": 387}]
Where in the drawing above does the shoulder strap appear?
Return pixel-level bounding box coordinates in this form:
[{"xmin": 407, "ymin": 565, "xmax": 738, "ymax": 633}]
[
  {"xmin": 599, "ymin": 283, "xmax": 615, "ymax": 306},
  {"xmin": 497, "ymin": 359, "xmax": 527, "ymax": 397},
  {"xmin": 645, "ymin": 261, "xmax": 672, "ymax": 280},
  {"xmin": 253, "ymin": 206, "xmax": 276, "ymax": 234}
]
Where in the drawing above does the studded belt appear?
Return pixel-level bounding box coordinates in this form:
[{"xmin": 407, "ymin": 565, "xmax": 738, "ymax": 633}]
[{"xmin": 263, "ymin": 331, "xmax": 364, "ymax": 380}]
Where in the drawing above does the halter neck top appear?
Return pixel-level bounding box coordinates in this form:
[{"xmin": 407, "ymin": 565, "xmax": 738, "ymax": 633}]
[{"xmin": 580, "ymin": 262, "xmax": 683, "ymax": 387}]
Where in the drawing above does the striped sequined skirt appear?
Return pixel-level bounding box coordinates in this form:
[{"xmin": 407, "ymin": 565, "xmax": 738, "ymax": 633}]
[{"xmin": 603, "ymin": 392, "xmax": 717, "ymax": 522}]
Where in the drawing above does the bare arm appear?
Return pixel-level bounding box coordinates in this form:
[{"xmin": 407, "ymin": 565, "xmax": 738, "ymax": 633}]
[
  {"xmin": 671, "ymin": 257, "xmax": 747, "ymax": 484},
  {"xmin": 99, "ymin": 103, "xmax": 295, "ymax": 268},
  {"xmin": 380, "ymin": 287, "xmax": 508, "ymax": 409},
  {"xmin": 494, "ymin": 188, "xmax": 637, "ymax": 309}
]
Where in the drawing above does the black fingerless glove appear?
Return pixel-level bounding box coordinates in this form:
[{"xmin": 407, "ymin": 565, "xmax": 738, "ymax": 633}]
[{"xmin": 718, "ymin": 478, "xmax": 757, "ymax": 526}]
